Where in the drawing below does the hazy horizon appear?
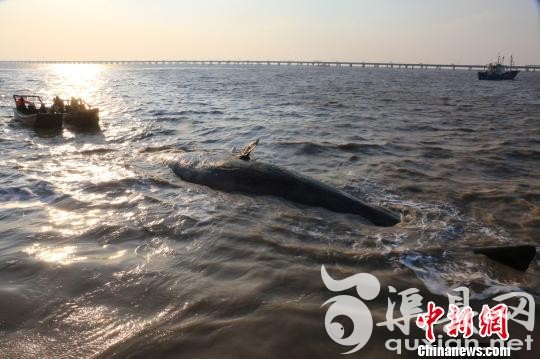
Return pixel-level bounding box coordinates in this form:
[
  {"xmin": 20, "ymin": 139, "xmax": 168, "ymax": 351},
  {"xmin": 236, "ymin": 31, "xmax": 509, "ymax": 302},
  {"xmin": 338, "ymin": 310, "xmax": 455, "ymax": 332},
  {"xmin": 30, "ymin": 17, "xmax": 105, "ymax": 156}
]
[{"xmin": 1, "ymin": 0, "xmax": 540, "ymax": 64}]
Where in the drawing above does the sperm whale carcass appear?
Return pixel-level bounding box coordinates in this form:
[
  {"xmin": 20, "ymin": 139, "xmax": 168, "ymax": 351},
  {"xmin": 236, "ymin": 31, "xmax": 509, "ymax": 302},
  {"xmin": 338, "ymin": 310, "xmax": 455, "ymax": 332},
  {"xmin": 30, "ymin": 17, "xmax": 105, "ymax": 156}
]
[{"xmin": 169, "ymin": 153, "xmax": 400, "ymax": 227}]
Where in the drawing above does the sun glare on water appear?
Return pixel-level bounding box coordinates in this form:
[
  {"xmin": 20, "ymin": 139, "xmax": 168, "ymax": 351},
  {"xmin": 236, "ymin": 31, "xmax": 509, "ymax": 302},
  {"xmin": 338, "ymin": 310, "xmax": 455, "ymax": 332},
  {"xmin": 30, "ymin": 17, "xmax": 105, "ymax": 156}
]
[
  {"xmin": 47, "ymin": 63, "xmax": 105, "ymax": 103},
  {"xmin": 23, "ymin": 243, "xmax": 87, "ymax": 265}
]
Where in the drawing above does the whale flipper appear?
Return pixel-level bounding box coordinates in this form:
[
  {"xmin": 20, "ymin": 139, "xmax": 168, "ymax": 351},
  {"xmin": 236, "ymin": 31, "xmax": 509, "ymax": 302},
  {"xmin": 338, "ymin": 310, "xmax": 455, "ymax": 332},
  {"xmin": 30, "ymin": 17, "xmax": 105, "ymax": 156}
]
[{"xmin": 238, "ymin": 139, "xmax": 259, "ymax": 161}]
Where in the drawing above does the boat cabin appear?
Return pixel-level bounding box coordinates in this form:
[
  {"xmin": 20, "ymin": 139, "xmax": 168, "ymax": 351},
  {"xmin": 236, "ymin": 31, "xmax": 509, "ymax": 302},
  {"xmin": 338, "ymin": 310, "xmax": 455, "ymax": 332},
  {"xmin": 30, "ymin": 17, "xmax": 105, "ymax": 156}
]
[{"xmin": 13, "ymin": 95, "xmax": 48, "ymax": 114}]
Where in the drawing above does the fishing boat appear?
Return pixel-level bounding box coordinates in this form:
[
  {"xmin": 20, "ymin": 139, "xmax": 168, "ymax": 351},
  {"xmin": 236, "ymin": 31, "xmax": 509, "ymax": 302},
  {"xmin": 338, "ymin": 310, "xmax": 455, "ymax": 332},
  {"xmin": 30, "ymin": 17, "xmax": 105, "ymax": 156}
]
[
  {"xmin": 12, "ymin": 95, "xmax": 63, "ymax": 129},
  {"xmin": 478, "ymin": 55, "xmax": 519, "ymax": 80},
  {"xmin": 61, "ymin": 98, "xmax": 100, "ymax": 128}
]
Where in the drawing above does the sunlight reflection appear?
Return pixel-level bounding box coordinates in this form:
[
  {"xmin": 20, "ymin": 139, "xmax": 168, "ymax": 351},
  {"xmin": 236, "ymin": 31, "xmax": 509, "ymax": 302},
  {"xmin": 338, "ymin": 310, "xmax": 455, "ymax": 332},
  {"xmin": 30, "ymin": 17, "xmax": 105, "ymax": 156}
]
[
  {"xmin": 0, "ymin": 200, "xmax": 42, "ymax": 210},
  {"xmin": 57, "ymin": 302, "xmax": 175, "ymax": 352},
  {"xmin": 42, "ymin": 207, "xmax": 105, "ymax": 236},
  {"xmin": 24, "ymin": 243, "xmax": 87, "ymax": 265},
  {"xmin": 39, "ymin": 156, "xmax": 137, "ymax": 204},
  {"xmin": 47, "ymin": 64, "xmax": 105, "ymax": 103},
  {"xmin": 43, "ymin": 157, "xmax": 130, "ymax": 184},
  {"xmin": 108, "ymin": 249, "xmax": 127, "ymax": 260},
  {"xmin": 37, "ymin": 158, "xmax": 139, "ymax": 236}
]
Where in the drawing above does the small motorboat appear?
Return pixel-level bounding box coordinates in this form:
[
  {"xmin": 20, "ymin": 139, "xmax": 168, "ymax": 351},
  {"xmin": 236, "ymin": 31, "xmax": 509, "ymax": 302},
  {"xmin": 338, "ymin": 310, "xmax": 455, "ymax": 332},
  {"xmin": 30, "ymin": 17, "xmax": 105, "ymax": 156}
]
[
  {"xmin": 478, "ymin": 55, "xmax": 519, "ymax": 80},
  {"xmin": 13, "ymin": 95, "xmax": 63, "ymax": 129},
  {"xmin": 61, "ymin": 97, "xmax": 100, "ymax": 128}
]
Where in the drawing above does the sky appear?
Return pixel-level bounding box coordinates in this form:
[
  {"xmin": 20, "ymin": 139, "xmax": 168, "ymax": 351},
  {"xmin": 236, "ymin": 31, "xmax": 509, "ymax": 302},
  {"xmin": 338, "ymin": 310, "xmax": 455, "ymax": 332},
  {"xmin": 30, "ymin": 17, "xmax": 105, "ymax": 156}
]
[{"xmin": 1, "ymin": 0, "xmax": 539, "ymax": 64}]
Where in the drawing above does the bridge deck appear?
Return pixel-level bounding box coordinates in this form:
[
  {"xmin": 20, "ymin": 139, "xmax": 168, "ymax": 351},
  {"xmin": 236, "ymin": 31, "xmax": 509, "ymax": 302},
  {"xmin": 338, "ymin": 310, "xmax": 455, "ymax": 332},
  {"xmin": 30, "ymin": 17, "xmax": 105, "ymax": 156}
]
[{"xmin": 0, "ymin": 60, "xmax": 538, "ymax": 71}]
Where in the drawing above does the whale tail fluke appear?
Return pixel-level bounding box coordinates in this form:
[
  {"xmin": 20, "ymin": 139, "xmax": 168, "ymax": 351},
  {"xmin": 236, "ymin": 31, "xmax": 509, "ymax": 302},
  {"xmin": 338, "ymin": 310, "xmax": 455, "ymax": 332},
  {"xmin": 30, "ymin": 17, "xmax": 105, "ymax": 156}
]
[
  {"xmin": 473, "ymin": 245, "xmax": 536, "ymax": 272},
  {"xmin": 238, "ymin": 138, "xmax": 259, "ymax": 161}
]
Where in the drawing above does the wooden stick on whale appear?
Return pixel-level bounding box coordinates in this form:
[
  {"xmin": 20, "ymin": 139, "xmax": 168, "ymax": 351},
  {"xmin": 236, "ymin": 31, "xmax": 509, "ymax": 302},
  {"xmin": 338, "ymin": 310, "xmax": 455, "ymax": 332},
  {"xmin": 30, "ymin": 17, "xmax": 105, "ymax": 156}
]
[{"xmin": 238, "ymin": 138, "xmax": 259, "ymax": 161}]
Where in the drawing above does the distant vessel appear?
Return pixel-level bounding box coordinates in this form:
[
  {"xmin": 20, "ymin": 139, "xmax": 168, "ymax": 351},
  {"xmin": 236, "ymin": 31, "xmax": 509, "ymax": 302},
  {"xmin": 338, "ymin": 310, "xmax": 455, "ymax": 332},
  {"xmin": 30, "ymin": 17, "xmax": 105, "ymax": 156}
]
[{"xmin": 478, "ymin": 55, "xmax": 519, "ymax": 80}]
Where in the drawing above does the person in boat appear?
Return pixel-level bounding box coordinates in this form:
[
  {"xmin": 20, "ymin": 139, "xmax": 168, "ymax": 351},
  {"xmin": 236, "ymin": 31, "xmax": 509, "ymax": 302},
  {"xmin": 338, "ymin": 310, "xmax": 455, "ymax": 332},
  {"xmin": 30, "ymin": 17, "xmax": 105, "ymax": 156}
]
[
  {"xmin": 27, "ymin": 101, "xmax": 36, "ymax": 112},
  {"xmin": 70, "ymin": 97, "xmax": 78, "ymax": 111},
  {"xmin": 16, "ymin": 96, "xmax": 27, "ymax": 111},
  {"xmin": 52, "ymin": 96, "xmax": 64, "ymax": 113},
  {"xmin": 77, "ymin": 97, "xmax": 85, "ymax": 110}
]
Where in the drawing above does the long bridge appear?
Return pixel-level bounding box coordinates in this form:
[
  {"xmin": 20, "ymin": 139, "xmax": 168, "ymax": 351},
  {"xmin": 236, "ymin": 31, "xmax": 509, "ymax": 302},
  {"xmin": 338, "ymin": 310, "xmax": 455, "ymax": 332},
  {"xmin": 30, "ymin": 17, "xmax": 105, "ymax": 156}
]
[{"xmin": 0, "ymin": 60, "xmax": 539, "ymax": 71}]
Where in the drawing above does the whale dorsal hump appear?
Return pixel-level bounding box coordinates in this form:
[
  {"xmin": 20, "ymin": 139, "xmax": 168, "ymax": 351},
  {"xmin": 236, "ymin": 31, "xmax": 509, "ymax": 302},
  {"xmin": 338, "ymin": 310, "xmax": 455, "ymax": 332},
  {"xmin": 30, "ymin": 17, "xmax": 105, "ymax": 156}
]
[{"xmin": 238, "ymin": 138, "xmax": 259, "ymax": 161}]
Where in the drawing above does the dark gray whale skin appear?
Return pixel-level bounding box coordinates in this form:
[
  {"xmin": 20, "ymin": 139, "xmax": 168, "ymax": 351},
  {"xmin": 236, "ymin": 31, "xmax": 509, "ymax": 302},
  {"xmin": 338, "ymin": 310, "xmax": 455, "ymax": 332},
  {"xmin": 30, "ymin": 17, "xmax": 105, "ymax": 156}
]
[{"xmin": 170, "ymin": 157, "xmax": 400, "ymax": 227}]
